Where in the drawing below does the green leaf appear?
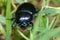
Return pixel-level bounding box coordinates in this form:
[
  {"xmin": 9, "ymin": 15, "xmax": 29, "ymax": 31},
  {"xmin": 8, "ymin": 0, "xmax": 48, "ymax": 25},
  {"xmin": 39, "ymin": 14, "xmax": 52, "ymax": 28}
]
[
  {"xmin": 43, "ymin": 7, "xmax": 60, "ymax": 16},
  {"xmin": 0, "ymin": 15, "xmax": 6, "ymax": 24}
]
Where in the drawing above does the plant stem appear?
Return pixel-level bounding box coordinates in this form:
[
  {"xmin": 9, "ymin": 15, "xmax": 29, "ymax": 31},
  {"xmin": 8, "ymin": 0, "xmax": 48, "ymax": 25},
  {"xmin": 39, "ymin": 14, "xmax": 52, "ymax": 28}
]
[{"xmin": 6, "ymin": 0, "xmax": 12, "ymax": 40}]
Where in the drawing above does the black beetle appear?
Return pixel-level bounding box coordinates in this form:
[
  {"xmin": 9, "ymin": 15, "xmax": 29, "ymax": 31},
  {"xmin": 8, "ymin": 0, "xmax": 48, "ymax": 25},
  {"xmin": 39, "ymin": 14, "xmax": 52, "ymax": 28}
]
[{"xmin": 12, "ymin": 3, "xmax": 38, "ymax": 30}]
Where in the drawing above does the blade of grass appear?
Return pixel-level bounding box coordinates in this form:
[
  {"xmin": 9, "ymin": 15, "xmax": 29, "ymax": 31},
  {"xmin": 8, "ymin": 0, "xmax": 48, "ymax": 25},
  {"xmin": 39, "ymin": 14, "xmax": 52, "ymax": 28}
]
[
  {"xmin": 30, "ymin": 7, "xmax": 43, "ymax": 40},
  {"xmin": 0, "ymin": 23, "xmax": 5, "ymax": 36},
  {"xmin": 17, "ymin": 29, "xmax": 29, "ymax": 40},
  {"xmin": 40, "ymin": 27, "xmax": 60, "ymax": 40},
  {"xmin": 30, "ymin": 0, "xmax": 50, "ymax": 39},
  {"xmin": 13, "ymin": 29, "xmax": 23, "ymax": 40},
  {"xmin": 30, "ymin": 11, "xmax": 41, "ymax": 40},
  {"xmin": 30, "ymin": 9, "xmax": 45, "ymax": 40},
  {"xmin": 43, "ymin": 7, "xmax": 60, "ymax": 16},
  {"xmin": 51, "ymin": 15, "xmax": 60, "ymax": 29},
  {"xmin": 49, "ymin": 17, "xmax": 56, "ymax": 29},
  {"xmin": 6, "ymin": 0, "xmax": 12, "ymax": 40},
  {"xmin": 0, "ymin": 15, "xmax": 6, "ymax": 24},
  {"xmin": 46, "ymin": 16, "xmax": 49, "ymax": 28},
  {"xmin": 42, "ymin": 0, "xmax": 50, "ymax": 7}
]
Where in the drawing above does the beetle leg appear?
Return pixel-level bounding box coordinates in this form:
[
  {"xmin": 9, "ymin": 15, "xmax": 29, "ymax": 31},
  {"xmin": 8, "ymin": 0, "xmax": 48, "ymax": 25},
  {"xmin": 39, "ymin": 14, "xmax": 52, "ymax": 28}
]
[
  {"xmin": 33, "ymin": 9, "xmax": 40, "ymax": 18},
  {"xmin": 11, "ymin": 20, "xmax": 16, "ymax": 29},
  {"xmin": 33, "ymin": 13, "xmax": 38, "ymax": 18},
  {"xmin": 11, "ymin": 17, "xmax": 16, "ymax": 29},
  {"xmin": 30, "ymin": 22, "xmax": 33, "ymax": 30}
]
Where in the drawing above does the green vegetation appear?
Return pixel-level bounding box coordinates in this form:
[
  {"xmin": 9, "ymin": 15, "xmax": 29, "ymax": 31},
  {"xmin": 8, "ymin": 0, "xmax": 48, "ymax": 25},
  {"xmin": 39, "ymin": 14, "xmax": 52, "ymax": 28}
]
[{"xmin": 0, "ymin": 0, "xmax": 60, "ymax": 40}]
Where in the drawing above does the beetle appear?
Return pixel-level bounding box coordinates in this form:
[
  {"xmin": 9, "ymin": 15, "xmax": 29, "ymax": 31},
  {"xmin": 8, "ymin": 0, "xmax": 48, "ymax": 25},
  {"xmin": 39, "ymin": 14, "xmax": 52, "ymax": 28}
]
[{"xmin": 12, "ymin": 3, "xmax": 38, "ymax": 30}]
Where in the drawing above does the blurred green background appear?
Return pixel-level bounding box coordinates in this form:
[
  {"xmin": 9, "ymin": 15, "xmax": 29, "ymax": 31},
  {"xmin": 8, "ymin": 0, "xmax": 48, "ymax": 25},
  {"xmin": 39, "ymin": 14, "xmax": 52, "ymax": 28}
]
[{"xmin": 0, "ymin": 0, "xmax": 60, "ymax": 40}]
